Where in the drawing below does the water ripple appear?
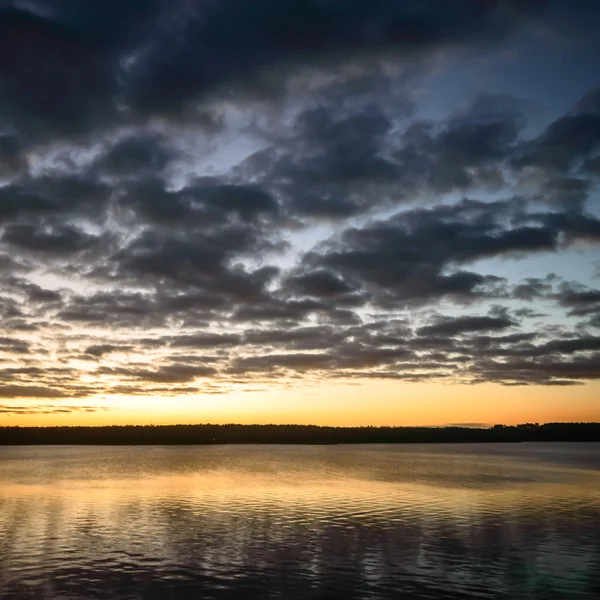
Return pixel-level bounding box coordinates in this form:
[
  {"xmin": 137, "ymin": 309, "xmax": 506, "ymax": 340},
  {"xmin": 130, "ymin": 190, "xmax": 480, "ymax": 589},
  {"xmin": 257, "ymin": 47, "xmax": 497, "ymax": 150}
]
[{"xmin": 1, "ymin": 443, "xmax": 599, "ymax": 599}]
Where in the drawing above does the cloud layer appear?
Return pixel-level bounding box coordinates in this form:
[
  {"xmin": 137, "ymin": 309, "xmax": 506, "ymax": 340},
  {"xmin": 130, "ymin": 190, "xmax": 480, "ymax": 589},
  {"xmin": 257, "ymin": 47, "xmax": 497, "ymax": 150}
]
[{"xmin": 1, "ymin": 1, "xmax": 599, "ymax": 406}]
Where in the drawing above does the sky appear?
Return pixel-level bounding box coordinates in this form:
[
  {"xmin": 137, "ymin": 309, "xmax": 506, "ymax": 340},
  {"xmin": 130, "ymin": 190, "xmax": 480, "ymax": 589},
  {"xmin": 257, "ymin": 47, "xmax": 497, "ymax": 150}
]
[{"xmin": 1, "ymin": 0, "xmax": 600, "ymax": 427}]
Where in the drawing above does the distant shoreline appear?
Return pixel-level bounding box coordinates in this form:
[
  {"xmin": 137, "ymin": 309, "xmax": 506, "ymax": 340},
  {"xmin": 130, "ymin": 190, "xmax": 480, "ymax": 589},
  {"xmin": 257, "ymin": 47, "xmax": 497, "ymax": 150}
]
[{"xmin": 1, "ymin": 422, "xmax": 598, "ymax": 445}]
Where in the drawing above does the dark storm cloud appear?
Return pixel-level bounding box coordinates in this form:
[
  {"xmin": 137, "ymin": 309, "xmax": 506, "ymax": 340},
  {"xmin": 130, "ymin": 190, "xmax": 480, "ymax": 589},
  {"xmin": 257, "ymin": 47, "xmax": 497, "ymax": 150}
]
[
  {"xmin": 229, "ymin": 353, "xmax": 335, "ymax": 375},
  {"xmin": 555, "ymin": 283, "xmax": 600, "ymax": 320},
  {"xmin": 0, "ymin": 0, "xmax": 596, "ymax": 149},
  {"xmin": 0, "ymin": 134, "xmax": 26, "ymax": 178},
  {"xmin": 456, "ymin": 334, "xmax": 600, "ymax": 360},
  {"xmin": 470, "ymin": 353, "xmax": 600, "ymax": 385},
  {"xmin": 243, "ymin": 326, "xmax": 347, "ymax": 351},
  {"xmin": 510, "ymin": 86, "xmax": 600, "ymax": 177},
  {"xmin": 417, "ymin": 315, "xmax": 515, "ymax": 336},
  {"xmin": 96, "ymin": 134, "xmax": 175, "ymax": 178},
  {"xmin": 288, "ymin": 270, "xmax": 356, "ymax": 298},
  {"xmin": 57, "ymin": 284, "xmax": 259, "ymax": 330},
  {"xmin": 232, "ymin": 298, "xmax": 327, "ymax": 323},
  {"xmin": 115, "ymin": 231, "xmax": 280, "ymax": 296},
  {"xmin": 124, "ymin": 0, "xmax": 545, "ymax": 117},
  {"xmin": 102, "ymin": 177, "xmax": 284, "ymax": 295},
  {"xmin": 331, "ymin": 346, "xmax": 415, "ymax": 370},
  {"xmin": 84, "ymin": 344, "xmax": 132, "ymax": 358},
  {"xmin": 0, "ymin": 174, "xmax": 110, "ymax": 223},
  {"xmin": 1, "ymin": 1, "xmax": 600, "ymax": 401},
  {"xmin": 118, "ymin": 178, "xmax": 279, "ymax": 227},
  {"xmin": 416, "ymin": 329, "xmax": 600, "ymax": 385},
  {"xmin": 392, "ymin": 94, "xmax": 525, "ymax": 196},
  {"xmin": 540, "ymin": 336, "xmax": 600, "ymax": 355},
  {"xmin": 512, "ymin": 275, "xmax": 558, "ymax": 301},
  {"xmin": 239, "ymin": 92, "xmax": 530, "ymax": 220},
  {"xmin": 237, "ymin": 82, "xmax": 600, "ymax": 225},
  {"xmin": 543, "ymin": 212, "xmax": 600, "ymax": 243},
  {"xmin": 1, "ymin": 222, "xmax": 100, "ymax": 254},
  {"xmin": 170, "ymin": 333, "xmax": 242, "ymax": 349},
  {"xmin": 554, "ymin": 285, "xmax": 600, "ymax": 330},
  {"xmin": 538, "ymin": 177, "xmax": 592, "ymax": 210},
  {"xmin": 0, "ymin": 0, "xmax": 550, "ymax": 145},
  {"xmin": 266, "ymin": 106, "xmax": 400, "ymax": 219},
  {"xmin": 295, "ymin": 198, "xmax": 571, "ymax": 308},
  {"xmin": 58, "ymin": 291, "xmax": 161, "ymax": 327},
  {"xmin": 0, "ymin": 1, "xmax": 159, "ymax": 139},
  {"xmin": 99, "ymin": 364, "xmax": 217, "ymax": 384},
  {"xmin": 509, "ymin": 277, "xmax": 600, "ymax": 329}
]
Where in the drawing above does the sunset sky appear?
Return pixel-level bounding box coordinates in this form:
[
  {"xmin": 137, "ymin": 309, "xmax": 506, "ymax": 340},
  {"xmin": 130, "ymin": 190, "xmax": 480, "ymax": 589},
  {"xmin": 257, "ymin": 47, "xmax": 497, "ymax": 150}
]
[{"xmin": 1, "ymin": 0, "xmax": 600, "ymax": 427}]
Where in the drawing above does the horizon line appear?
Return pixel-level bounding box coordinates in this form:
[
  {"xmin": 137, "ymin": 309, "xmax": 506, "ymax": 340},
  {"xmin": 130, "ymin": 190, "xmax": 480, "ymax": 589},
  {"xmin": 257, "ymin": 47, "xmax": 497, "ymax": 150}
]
[{"xmin": 2, "ymin": 421, "xmax": 599, "ymax": 430}]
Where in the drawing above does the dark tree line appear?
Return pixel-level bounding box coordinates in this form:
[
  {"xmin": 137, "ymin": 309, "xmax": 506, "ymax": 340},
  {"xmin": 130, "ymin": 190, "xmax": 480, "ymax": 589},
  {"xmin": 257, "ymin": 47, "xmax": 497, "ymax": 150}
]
[{"xmin": 0, "ymin": 422, "xmax": 599, "ymax": 445}]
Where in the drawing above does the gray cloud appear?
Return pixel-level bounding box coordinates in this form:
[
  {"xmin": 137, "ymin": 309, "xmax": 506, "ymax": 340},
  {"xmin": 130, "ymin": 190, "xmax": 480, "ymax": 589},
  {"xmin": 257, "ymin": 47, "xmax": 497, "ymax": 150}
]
[
  {"xmin": 0, "ymin": 385, "xmax": 68, "ymax": 399},
  {"xmin": 0, "ymin": 404, "xmax": 113, "ymax": 414},
  {"xmin": 417, "ymin": 315, "xmax": 515, "ymax": 337},
  {"xmin": 1, "ymin": 1, "xmax": 600, "ymax": 405},
  {"xmin": 0, "ymin": 0, "xmax": 551, "ymax": 150}
]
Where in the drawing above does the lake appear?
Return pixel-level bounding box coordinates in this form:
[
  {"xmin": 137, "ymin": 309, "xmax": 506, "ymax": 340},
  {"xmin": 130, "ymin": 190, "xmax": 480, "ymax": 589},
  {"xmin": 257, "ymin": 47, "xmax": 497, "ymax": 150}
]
[{"xmin": 0, "ymin": 443, "xmax": 599, "ymax": 599}]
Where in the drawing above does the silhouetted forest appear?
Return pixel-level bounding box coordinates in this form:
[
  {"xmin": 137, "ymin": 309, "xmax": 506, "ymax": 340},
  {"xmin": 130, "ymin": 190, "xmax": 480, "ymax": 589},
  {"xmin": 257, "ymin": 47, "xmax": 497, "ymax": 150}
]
[{"xmin": 0, "ymin": 422, "xmax": 599, "ymax": 445}]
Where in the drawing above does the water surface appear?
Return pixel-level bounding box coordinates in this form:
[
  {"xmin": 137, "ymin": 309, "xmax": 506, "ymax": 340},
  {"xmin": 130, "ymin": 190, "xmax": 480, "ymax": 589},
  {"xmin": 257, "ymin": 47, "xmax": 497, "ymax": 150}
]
[{"xmin": 1, "ymin": 443, "xmax": 599, "ymax": 599}]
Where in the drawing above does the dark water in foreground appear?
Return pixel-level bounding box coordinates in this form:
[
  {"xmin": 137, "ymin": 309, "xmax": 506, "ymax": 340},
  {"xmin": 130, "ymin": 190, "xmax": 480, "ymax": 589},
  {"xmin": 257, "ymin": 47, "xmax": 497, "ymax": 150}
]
[{"xmin": 0, "ymin": 444, "xmax": 599, "ymax": 600}]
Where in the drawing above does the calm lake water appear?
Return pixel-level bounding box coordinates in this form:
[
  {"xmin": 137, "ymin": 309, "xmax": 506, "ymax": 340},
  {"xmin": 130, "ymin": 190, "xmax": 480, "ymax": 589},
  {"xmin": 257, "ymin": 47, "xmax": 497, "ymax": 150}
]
[{"xmin": 0, "ymin": 443, "xmax": 599, "ymax": 600}]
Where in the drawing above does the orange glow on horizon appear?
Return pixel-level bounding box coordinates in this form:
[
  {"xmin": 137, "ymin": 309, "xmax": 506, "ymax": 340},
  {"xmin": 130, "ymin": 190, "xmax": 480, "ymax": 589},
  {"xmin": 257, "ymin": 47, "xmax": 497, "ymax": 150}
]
[{"xmin": 1, "ymin": 380, "xmax": 599, "ymax": 428}]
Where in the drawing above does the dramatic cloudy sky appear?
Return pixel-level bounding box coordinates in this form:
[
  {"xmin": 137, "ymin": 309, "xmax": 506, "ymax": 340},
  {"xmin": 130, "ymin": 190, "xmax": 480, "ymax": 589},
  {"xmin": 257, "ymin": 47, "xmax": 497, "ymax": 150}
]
[{"xmin": 1, "ymin": 0, "xmax": 600, "ymax": 426}]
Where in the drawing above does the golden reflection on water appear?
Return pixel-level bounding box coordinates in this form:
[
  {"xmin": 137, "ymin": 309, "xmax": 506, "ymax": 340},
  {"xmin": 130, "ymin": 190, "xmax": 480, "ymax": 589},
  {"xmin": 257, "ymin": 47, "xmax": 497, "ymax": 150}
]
[
  {"xmin": 2, "ymin": 470, "xmax": 599, "ymax": 516},
  {"xmin": 1, "ymin": 444, "xmax": 599, "ymax": 600}
]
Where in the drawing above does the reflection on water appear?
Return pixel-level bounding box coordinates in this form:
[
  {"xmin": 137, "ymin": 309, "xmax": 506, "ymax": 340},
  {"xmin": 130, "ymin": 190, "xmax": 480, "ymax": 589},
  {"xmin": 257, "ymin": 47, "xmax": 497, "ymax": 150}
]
[{"xmin": 1, "ymin": 444, "xmax": 599, "ymax": 599}]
